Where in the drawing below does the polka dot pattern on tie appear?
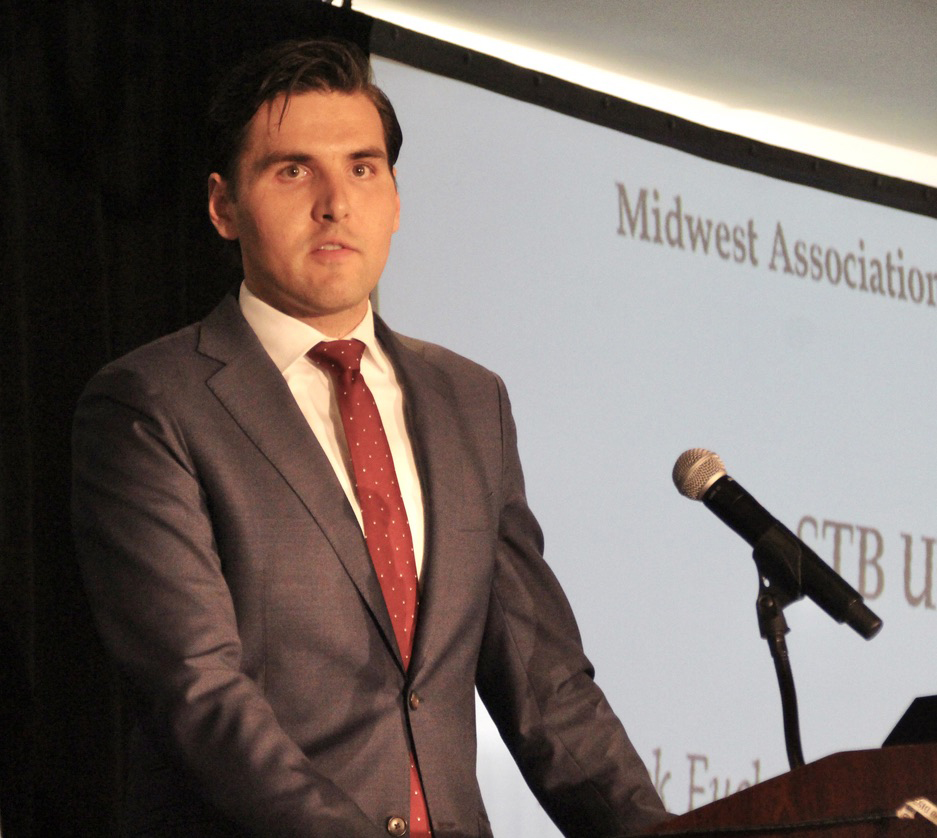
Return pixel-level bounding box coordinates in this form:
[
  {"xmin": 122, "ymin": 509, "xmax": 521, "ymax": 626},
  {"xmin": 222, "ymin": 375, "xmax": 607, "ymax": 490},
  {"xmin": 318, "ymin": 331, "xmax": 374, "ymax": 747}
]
[{"xmin": 308, "ymin": 339, "xmax": 420, "ymax": 665}]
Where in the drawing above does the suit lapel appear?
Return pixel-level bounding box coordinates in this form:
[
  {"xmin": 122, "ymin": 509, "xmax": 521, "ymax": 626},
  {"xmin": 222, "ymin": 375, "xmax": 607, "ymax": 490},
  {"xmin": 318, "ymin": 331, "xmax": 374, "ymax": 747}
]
[
  {"xmin": 375, "ymin": 319, "xmax": 467, "ymax": 672},
  {"xmin": 197, "ymin": 295, "xmax": 402, "ymax": 667}
]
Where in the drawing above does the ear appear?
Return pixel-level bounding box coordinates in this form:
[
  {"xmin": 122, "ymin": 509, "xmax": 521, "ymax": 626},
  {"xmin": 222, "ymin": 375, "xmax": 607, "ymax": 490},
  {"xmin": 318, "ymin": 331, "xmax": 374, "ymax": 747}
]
[
  {"xmin": 207, "ymin": 173, "xmax": 240, "ymax": 241},
  {"xmin": 391, "ymin": 167, "xmax": 400, "ymax": 233}
]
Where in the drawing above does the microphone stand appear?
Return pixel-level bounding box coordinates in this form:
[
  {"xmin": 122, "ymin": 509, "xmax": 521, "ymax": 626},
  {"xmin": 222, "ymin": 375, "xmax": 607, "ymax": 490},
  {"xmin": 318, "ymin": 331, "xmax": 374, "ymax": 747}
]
[
  {"xmin": 750, "ymin": 527, "xmax": 809, "ymax": 770},
  {"xmin": 754, "ymin": 577, "xmax": 805, "ymax": 771}
]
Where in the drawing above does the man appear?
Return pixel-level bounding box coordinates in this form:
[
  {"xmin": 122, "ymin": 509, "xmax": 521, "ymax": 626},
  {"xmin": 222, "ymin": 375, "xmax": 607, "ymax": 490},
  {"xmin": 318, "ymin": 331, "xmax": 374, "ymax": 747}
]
[{"xmin": 72, "ymin": 38, "xmax": 668, "ymax": 838}]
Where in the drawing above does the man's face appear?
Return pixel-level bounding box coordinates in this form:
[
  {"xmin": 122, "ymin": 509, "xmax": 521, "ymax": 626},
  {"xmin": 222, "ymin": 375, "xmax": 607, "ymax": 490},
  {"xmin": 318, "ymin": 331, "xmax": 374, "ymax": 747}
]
[{"xmin": 208, "ymin": 90, "xmax": 400, "ymax": 336}]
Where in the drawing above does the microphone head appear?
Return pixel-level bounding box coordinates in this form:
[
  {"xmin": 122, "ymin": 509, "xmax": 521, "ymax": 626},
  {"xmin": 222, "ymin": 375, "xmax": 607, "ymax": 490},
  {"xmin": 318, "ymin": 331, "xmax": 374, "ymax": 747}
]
[{"xmin": 673, "ymin": 448, "xmax": 727, "ymax": 501}]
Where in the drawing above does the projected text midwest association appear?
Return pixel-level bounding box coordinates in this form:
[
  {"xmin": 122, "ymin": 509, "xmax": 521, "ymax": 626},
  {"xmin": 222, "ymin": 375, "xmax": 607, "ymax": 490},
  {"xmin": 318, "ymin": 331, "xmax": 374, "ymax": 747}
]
[{"xmin": 616, "ymin": 183, "xmax": 937, "ymax": 309}]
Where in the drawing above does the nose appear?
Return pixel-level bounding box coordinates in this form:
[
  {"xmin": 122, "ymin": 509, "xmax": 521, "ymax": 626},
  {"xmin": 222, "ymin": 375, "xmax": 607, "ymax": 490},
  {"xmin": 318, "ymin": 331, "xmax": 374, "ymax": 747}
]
[{"xmin": 312, "ymin": 171, "xmax": 349, "ymax": 223}]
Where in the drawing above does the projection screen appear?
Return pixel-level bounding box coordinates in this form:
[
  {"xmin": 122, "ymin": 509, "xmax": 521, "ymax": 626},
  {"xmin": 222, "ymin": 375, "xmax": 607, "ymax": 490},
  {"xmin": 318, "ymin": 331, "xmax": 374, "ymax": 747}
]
[{"xmin": 370, "ymin": 51, "xmax": 937, "ymax": 834}]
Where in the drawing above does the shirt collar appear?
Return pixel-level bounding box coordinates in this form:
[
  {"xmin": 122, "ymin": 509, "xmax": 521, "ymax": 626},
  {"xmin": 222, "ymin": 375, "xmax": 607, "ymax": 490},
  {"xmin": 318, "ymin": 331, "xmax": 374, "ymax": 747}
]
[{"xmin": 238, "ymin": 281, "xmax": 385, "ymax": 373}]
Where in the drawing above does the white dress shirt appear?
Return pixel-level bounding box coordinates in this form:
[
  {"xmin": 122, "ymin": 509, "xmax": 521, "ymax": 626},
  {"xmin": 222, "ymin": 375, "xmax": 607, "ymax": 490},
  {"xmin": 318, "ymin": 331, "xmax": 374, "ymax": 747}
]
[{"xmin": 238, "ymin": 283, "xmax": 425, "ymax": 577}]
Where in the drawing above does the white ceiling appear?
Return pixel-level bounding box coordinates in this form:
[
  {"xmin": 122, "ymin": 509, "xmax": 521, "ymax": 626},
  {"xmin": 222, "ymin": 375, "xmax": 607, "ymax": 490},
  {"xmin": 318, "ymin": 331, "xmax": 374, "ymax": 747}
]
[{"xmin": 354, "ymin": 0, "xmax": 937, "ymax": 187}]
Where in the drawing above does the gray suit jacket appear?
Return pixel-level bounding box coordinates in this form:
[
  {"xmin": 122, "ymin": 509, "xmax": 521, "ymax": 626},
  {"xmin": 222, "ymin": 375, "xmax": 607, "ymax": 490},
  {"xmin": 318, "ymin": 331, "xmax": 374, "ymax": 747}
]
[{"xmin": 72, "ymin": 292, "xmax": 667, "ymax": 837}]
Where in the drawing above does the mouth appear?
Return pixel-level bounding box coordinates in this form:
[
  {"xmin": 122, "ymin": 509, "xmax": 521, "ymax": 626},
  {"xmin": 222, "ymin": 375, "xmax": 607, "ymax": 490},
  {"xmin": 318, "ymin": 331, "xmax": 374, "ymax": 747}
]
[{"xmin": 315, "ymin": 241, "xmax": 352, "ymax": 253}]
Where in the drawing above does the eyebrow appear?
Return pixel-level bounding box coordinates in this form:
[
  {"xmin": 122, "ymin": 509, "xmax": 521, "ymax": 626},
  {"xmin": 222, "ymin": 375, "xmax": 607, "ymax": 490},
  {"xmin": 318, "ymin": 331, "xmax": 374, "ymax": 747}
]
[{"xmin": 253, "ymin": 147, "xmax": 389, "ymax": 173}]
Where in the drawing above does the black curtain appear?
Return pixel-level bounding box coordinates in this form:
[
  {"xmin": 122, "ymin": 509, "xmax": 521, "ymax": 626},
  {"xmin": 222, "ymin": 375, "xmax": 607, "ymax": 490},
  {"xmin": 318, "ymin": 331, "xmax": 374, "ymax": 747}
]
[{"xmin": 1, "ymin": 2, "xmax": 372, "ymax": 834}]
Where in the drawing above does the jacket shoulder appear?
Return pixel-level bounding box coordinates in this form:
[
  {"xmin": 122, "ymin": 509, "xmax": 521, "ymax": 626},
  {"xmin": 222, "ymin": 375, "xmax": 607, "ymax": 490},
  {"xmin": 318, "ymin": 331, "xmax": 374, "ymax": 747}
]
[
  {"xmin": 385, "ymin": 326, "xmax": 503, "ymax": 389},
  {"xmin": 81, "ymin": 295, "xmax": 247, "ymax": 399}
]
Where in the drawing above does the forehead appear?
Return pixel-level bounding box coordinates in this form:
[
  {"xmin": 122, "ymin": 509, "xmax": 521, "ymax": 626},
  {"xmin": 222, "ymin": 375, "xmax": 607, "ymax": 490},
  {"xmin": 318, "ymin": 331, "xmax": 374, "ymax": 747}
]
[{"xmin": 242, "ymin": 90, "xmax": 386, "ymax": 158}]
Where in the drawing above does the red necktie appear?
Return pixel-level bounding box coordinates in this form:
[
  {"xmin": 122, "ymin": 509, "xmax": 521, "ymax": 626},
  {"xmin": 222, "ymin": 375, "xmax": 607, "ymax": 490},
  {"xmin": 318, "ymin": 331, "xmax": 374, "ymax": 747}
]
[{"xmin": 309, "ymin": 339, "xmax": 431, "ymax": 837}]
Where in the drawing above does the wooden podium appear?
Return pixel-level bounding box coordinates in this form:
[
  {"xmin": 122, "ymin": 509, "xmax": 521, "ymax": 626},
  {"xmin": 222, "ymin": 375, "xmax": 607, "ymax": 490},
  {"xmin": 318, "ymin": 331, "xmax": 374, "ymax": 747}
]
[{"xmin": 647, "ymin": 744, "xmax": 937, "ymax": 837}]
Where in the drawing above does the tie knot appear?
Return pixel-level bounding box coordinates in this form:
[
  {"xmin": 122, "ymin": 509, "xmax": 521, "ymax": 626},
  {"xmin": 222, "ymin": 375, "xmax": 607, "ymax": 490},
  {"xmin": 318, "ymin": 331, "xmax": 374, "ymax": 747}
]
[{"xmin": 309, "ymin": 339, "xmax": 366, "ymax": 374}]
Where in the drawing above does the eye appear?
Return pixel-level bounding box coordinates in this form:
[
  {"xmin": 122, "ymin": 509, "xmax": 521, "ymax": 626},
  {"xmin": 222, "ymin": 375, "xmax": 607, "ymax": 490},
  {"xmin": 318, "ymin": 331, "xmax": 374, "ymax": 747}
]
[
  {"xmin": 351, "ymin": 163, "xmax": 372, "ymax": 178},
  {"xmin": 280, "ymin": 164, "xmax": 307, "ymax": 179}
]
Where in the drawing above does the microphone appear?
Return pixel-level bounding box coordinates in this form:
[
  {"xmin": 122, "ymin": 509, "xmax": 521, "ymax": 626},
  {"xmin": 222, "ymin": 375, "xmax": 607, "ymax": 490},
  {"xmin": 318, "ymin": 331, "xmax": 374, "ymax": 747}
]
[{"xmin": 672, "ymin": 448, "xmax": 883, "ymax": 640}]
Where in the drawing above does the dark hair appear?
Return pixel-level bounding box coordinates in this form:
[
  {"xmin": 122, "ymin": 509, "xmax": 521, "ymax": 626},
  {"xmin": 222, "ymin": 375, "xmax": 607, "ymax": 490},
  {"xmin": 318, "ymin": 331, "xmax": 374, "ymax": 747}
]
[{"xmin": 207, "ymin": 38, "xmax": 402, "ymax": 187}]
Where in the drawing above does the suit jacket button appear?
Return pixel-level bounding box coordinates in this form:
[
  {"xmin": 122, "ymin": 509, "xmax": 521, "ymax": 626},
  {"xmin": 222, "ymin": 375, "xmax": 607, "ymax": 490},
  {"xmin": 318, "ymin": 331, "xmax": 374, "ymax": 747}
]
[
  {"xmin": 409, "ymin": 690, "xmax": 421, "ymax": 710},
  {"xmin": 386, "ymin": 815, "xmax": 408, "ymax": 836}
]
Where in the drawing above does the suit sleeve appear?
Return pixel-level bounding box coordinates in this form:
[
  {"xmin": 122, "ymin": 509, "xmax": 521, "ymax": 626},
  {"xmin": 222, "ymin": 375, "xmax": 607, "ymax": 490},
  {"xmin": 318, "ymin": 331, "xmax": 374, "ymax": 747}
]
[
  {"xmin": 474, "ymin": 375, "xmax": 670, "ymax": 837},
  {"xmin": 72, "ymin": 364, "xmax": 382, "ymax": 837}
]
